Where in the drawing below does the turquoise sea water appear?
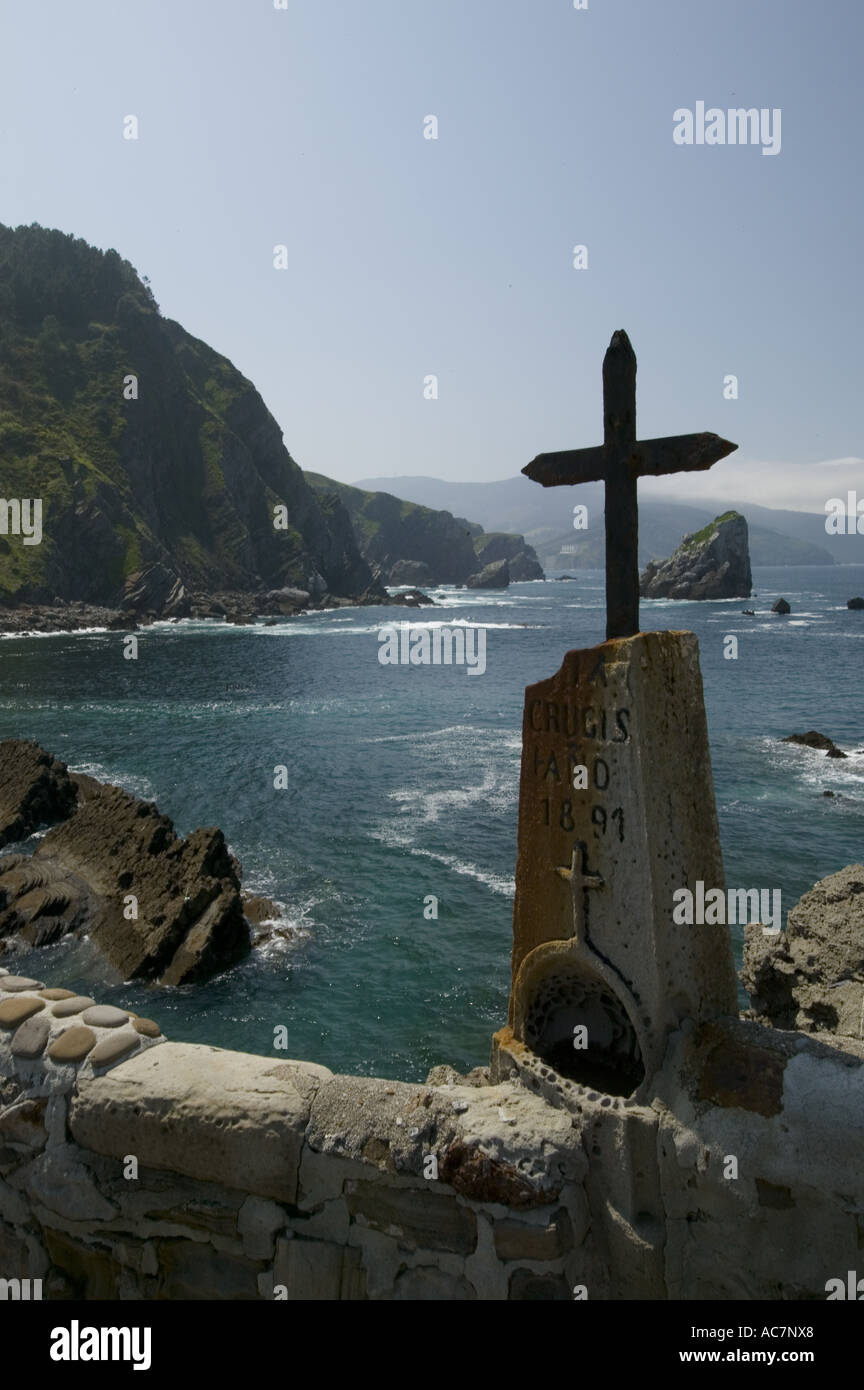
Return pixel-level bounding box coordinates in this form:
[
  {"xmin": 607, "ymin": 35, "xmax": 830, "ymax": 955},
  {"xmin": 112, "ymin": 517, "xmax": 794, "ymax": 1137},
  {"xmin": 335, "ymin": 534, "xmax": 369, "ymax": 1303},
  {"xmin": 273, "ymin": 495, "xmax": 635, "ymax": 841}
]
[{"xmin": 0, "ymin": 565, "xmax": 862, "ymax": 1081}]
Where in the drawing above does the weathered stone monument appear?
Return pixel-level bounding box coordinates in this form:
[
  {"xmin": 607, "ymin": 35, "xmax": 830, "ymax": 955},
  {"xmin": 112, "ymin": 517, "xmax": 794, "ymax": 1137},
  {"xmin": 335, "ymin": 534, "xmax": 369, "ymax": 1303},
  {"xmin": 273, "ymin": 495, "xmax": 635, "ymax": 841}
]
[{"xmin": 494, "ymin": 331, "xmax": 740, "ymax": 1097}]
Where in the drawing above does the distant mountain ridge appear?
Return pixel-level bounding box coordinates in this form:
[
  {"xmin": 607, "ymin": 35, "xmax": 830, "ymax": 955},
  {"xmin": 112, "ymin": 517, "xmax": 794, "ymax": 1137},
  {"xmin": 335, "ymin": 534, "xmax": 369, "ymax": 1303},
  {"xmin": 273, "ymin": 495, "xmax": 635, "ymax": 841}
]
[{"xmin": 356, "ymin": 474, "xmax": 857, "ymax": 569}]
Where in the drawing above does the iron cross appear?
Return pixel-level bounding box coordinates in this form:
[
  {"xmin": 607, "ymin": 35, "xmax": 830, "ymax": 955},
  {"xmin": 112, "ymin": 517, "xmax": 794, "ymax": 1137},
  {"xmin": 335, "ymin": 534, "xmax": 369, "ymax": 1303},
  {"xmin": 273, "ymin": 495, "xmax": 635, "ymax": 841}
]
[
  {"xmin": 555, "ymin": 842, "xmax": 604, "ymax": 945},
  {"xmin": 523, "ymin": 330, "xmax": 738, "ymax": 640}
]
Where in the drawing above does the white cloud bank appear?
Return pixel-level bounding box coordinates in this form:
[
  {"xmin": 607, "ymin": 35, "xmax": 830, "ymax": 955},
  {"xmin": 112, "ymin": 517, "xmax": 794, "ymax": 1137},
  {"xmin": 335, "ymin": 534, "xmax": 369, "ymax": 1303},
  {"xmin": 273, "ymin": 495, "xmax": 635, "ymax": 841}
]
[{"xmin": 641, "ymin": 456, "xmax": 864, "ymax": 514}]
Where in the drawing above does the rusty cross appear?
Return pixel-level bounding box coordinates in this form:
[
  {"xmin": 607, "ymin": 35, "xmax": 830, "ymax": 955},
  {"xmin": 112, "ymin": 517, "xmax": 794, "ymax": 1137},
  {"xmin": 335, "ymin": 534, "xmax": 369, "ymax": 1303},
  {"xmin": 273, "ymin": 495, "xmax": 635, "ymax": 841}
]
[{"xmin": 523, "ymin": 330, "xmax": 738, "ymax": 640}]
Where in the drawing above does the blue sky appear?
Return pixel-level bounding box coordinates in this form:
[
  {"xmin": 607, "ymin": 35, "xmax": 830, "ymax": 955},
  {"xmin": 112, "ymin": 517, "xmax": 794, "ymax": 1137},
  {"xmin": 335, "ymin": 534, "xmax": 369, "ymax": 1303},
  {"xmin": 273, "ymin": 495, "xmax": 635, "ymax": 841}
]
[{"xmin": 2, "ymin": 0, "xmax": 861, "ymax": 511}]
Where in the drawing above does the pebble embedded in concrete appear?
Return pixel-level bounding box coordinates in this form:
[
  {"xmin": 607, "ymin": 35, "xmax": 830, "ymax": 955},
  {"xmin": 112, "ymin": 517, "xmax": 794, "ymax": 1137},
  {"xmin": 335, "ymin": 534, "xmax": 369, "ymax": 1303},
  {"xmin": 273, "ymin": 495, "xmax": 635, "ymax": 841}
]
[
  {"xmin": 82, "ymin": 1005, "xmax": 131, "ymax": 1029},
  {"xmin": 0, "ymin": 975, "xmax": 45, "ymax": 992},
  {"xmin": 11, "ymin": 1013, "xmax": 51, "ymax": 1059},
  {"xmin": 132, "ymin": 1018, "xmax": 161, "ymax": 1038},
  {"xmin": 48, "ymin": 1026, "xmax": 97, "ymax": 1063},
  {"xmin": 0, "ymin": 996, "xmax": 46, "ymax": 1028},
  {"xmin": 52, "ymin": 995, "xmax": 95, "ymax": 1018},
  {"xmin": 39, "ymin": 988, "xmax": 77, "ymax": 1001},
  {"xmin": 89, "ymin": 1028, "xmax": 139, "ymax": 1067}
]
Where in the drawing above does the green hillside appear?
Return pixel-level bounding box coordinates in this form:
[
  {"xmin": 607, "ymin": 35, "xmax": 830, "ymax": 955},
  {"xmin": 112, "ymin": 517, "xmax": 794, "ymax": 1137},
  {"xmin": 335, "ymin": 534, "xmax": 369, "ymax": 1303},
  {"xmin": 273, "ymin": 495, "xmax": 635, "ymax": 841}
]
[{"xmin": 0, "ymin": 223, "xmax": 370, "ymax": 603}]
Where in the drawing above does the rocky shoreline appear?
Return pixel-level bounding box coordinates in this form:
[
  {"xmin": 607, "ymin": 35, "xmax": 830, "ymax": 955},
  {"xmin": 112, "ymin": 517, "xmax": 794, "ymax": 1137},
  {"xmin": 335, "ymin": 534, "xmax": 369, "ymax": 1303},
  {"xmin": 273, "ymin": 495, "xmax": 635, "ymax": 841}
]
[
  {"xmin": 0, "ymin": 571, "xmax": 436, "ymax": 635},
  {"xmin": 0, "ymin": 740, "xmax": 280, "ymax": 985}
]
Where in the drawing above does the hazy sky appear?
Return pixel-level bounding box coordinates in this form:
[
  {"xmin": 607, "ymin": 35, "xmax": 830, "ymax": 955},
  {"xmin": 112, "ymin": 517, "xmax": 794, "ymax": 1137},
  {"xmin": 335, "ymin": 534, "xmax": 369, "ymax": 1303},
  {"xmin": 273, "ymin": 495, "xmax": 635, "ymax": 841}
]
[{"xmin": 2, "ymin": 0, "xmax": 861, "ymax": 513}]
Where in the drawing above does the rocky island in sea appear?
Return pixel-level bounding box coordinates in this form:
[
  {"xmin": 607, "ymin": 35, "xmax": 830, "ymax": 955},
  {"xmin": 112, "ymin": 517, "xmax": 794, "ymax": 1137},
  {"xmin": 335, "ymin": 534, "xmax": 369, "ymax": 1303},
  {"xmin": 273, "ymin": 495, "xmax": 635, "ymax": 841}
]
[{"xmin": 639, "ymin": 510, "xmax": 752, "ymax": 600}]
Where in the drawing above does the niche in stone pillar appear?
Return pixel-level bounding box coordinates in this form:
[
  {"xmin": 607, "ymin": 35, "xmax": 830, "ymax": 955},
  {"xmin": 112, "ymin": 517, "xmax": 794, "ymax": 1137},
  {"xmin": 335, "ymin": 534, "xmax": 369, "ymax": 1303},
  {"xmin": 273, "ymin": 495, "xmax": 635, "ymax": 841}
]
[{"xmin": 516, "ymin": 952, "xmax": 645, "ymax": 1098}]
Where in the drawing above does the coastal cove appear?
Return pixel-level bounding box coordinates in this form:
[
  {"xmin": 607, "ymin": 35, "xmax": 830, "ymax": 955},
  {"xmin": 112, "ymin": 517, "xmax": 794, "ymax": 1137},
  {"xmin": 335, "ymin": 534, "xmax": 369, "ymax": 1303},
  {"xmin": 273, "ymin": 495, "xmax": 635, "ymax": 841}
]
[{"xmin": 1, "ymin": 565, "xmax": 862, "ymax": 1082}]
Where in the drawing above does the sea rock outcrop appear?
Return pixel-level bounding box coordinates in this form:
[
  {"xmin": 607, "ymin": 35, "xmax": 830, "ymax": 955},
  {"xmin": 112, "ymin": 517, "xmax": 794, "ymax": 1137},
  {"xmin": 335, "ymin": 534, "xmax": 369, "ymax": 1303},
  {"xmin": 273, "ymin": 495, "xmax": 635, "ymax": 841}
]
[
  {"xmin": 0, "ymin": 742, "xmax": 78, "ymax": 850},
  {"xmin": 0, "ymin": 741, "xmax": 250, "ymax": 985},
  {"xmin": 782, "ymin": 730, "xmax": 847, "ymax": 759},
  {"xmin": 388, "ymin": 560, "xmax": 434, "ymax": 587},
  {"xmin": 472, "ymin": 534, "xmax": 544, "ymax": 582},
  {"xmin": 260, "ymin": 587, "xmax": 311, "ymax": 615},
  {"xmin": 466, "ymin": 560, "xmax": 510, "ymax": 590},
  {"xmin": 742, "ymin": 863, "xmax": 864, "ymax": 1038},
  {"xmin": 772, "ymin": 597, "xmax": 791, "ymax": 614},
  {"xmin": 847, "ymin": 596, "xmax": 864, "ymax": 610},
  {"xmin": 387, "ymin": 588, "xmax": 434, "ymax": 608},
  {"xmin": 639, "ymin": 511, "xmax": 752, "ymax": 600}
]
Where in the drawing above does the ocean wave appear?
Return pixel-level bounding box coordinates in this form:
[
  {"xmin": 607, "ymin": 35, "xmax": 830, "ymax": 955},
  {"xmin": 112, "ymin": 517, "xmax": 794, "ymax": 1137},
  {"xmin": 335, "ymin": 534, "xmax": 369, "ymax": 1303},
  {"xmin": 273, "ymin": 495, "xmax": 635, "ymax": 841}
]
[
  {"xmin": 66, "ymin": 760, "xmax": 157, "ymax": 801},
  {"xmin": 387, "ymin": 768, "xmax": 502, "ymax": 824},
  {"xmin": 0, "ymin": 625, "xmax": 110, "ymax": 639},
  {"xmin": 404, "ymin": 845, "xmax": 515, "ymax": 897},
  {"xmin": 363, "ymin": 724, "xmax": 500, "ymax": 745},
  {"xmin": 248, "ymin": 898, "xmax": 313, "ymax": 958},
  {"xmin": 367, "ymin": 824, "xmax": 514, "ymax": 897},
  {"xmin": 762, "ymin": 738, "xmax": 864, "ymax": 794}
]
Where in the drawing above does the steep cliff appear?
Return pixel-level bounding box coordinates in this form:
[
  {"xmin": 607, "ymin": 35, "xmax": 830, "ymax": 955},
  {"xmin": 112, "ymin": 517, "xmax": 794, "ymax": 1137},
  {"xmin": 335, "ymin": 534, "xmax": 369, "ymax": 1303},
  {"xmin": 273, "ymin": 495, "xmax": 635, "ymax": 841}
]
[
  {"xmin": 639, "ymin": 510, "xmax": 752, "ymax": 600},
  {"xmin": 305, "ymin": 474, "xmax": 483, "ymax": 584},
  {"xmin": 0, "ymin": 223, "xmax": 373, "ymax": 604},
  {"xmin": 306, "ymin": 475, "xmax": 544, "ymax": 585}
]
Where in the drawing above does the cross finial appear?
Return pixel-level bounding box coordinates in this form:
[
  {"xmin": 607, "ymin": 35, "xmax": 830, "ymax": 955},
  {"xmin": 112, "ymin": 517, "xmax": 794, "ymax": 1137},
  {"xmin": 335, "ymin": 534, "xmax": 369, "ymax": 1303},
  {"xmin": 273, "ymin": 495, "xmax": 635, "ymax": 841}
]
[{"xmin": 524, "ymin": 331, "xmax": 737, "ymax": 640}]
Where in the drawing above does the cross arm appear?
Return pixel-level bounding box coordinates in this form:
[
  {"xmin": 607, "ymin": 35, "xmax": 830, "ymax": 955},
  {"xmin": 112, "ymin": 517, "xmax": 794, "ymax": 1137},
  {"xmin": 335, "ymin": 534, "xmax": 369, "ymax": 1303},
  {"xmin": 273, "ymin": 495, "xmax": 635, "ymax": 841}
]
[
  {"xmin": 632, "ymin": 432, "xmax": 737, "ymax": 477},
  {"xmin": 523, "ymin": 433, "xmax": 737, "ymax": 489},
  {"xmin": 522, "ymin": 445, "xmax": 607, "ymax": 488}
]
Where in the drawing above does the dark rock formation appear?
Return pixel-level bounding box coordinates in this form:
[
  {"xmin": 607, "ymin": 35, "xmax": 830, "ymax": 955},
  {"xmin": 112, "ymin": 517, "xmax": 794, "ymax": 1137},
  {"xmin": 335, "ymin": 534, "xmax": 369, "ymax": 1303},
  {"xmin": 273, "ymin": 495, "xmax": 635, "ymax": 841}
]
[
  {"xmin": 260, "ymin": 587, "xmax": 310, "ymax": 615},
  {"xmin": 388, "ymin": 589, "xmax": 435, "ymax": 608},
  {"xmin": 639, "ymin": 511, "xmax": 752, "ymax": 600},
  {"xmin": 742, "ymin": 864, "xmax": 864, "ymax": 1038},
  {"xmin": 0, "ymin": 741, "xmax": 250, "ymax": 984},
  {"xmin": 388, "ymin": 560, "xmax": 434, "ymax": 587},
  {"xmin": 848, "ymin": 596, "xmax": 864, "ymax": 610},
  {"xmin": 782, "ymin": 731, "xmax": 847, "ymax": 759},
  {"xmin": 0, "ymin": 576, "xmax": 397, "ymax": 631},
  {"xmin": 771, "ymin": 597, "xmax": 791, "ymax": 614},
  {"xmin": 242, "ymin": 894, "xmax": 280, "ymax": 926},
  {"xmin": 472, "ymin": 533, "xmax": 544, "ymax": 582},
  {"xmin": 122, "ymin": 565, "xmax": 187, "ymax": 618},
  {"xmin": 0, "ymin": 601, "xmax": 138, "ymax": 635},
  {"xmin": 0, "ymin": 223, "xmax": 375, "ymax": 608},
  {"xmin": 0, "ymin": 741, "xmax": 77, "ymax": 849},
  {"xmin": 466, "ymin": 560, "xmax": 510, "ymax": 590}
]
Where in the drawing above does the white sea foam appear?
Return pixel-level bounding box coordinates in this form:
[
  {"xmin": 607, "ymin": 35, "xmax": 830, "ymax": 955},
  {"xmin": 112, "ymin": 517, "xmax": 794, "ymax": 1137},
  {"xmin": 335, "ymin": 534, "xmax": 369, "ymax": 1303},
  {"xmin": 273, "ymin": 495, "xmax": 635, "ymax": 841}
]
[
  {"xmin": 368, "ymin": 824, "xmax": 514, "ymax": 897},
  {"xmin": 364, "ymin": 723, "xmax": 491, "ymax": 745},
  {"xmin": 0, "ymin": 625, "xmax": 110, "ymax": 640},
  {"xmin": 387, "ymin": 772, "xmax": 498, "ymax": 825},
  {"xmin": 763, "ymin": 738, "xmax": 864, "ymax": 798},
  {"xmin": 66, "ymin": 760, "xmax": 157, "ymax": 801},
  {"xmin": 403, "ymin": 845, "xmax": 515, "ymax": 897}
]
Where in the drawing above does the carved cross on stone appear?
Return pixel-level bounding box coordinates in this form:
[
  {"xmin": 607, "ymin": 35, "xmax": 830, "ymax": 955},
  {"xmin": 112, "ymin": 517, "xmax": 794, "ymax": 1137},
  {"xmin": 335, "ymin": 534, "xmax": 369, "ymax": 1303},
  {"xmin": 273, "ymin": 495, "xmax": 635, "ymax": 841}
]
[
  {"xmin": 523, "ymin": 330, "xmax": 738, "ymax": 640},
  {"xmin": 555, "ymin": 842, "xmax": 604, "ymax": 945}
]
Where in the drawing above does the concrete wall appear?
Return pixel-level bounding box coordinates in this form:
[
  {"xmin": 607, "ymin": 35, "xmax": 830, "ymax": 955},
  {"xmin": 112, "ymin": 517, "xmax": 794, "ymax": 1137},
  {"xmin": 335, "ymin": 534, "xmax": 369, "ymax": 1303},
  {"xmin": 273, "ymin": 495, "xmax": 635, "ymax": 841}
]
[{"xmin": 1, "ymin": 972, "xmax": 862, "ymax": 1300}]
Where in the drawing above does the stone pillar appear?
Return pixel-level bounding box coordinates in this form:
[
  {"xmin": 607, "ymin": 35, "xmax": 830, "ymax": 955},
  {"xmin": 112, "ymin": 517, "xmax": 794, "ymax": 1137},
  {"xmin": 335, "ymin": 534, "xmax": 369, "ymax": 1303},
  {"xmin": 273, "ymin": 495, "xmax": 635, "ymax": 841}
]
[{"xmin": 497, "ymin": 630, "xmax": 737, "ymax": 1096}]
